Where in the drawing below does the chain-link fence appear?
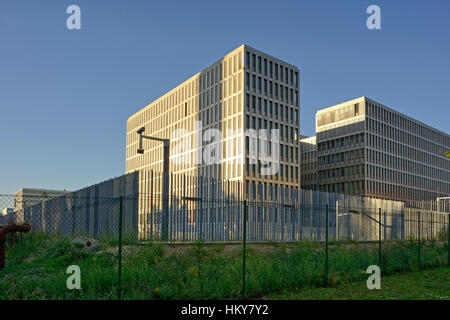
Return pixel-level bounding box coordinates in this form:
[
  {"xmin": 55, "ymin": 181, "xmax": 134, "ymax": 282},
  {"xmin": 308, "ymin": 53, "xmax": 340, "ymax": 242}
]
[{"xmin": 0, "ymin": 193, "xmax": 449, "ymax": 299}]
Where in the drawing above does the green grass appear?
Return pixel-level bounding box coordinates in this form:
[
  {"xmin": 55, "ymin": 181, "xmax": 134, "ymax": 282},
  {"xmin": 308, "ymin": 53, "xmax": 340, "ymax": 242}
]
[
  {"xmin": 0, "ymin": 233, "xmax": 448, "ymax": 300},
  {"xmin": 267, "ymin": 267, "xmax": 450, "ymax": 300}
]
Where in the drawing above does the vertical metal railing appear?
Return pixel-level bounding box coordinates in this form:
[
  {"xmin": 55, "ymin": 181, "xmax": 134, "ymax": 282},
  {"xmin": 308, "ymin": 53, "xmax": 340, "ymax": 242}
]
[
  {"xmin": 242, "ymin": 200, "xmax": 247, "ymax": 300},
  {"xmin": 325, "ymin": 204, "xmax": 329, "ymax": 286},
  {"xmin": 118, "ymin": 196, "xmax": 123, "ymax": 300}
]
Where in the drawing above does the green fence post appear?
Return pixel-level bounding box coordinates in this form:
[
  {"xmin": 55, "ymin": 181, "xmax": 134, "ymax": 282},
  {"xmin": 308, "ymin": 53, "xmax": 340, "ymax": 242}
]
[
  {"xmin": 379, "ymin": 208, "xmax": 382, "ymax": 268},
  {"xmin": 418, "ymin": 210, "xmax": 421, "ymax": 268},
  {"xmin": 118, "ymin": 196, "xmax": 123, "ymax": 300},
  {"xmin": 447, "ymin": 213, "xmax": 450, "ymax": 266},
  {"xmin": 242, "ymin": 200, "xmax": 247, "ymax": 300},
  {"xmin": 325, "ymin": 204, "xmax": 329, "ymax": 286}
]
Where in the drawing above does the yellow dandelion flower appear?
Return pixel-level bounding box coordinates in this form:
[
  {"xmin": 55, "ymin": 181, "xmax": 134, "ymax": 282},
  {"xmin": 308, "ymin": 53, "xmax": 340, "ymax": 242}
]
[{"xmin": 191, "ymin": 266, "xmax": 199, "ymax": 277}]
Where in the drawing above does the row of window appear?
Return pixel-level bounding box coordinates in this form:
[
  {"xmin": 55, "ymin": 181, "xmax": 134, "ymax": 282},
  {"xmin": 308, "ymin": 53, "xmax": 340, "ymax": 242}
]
[
  {"xmin": 367, "ymin": 148, "xmax": 449, "ymax": 182},
  {"xmin": 246, "ymin": 94, "xmax": 299, "ymax": 124},
  {"xmin": 317, "ymin": 165, "xmax": 365, "ymax": 181},
  {"xmin": 367, "ymin": 133, "xmax": 449, "ymax": 169},
  {"xmin": 317, "ymin": 103, "xmax": 361, "ymax": 127},
  {"xmin": 245, "ymin": 182, "xmax": 299, "ymax": 201},
  {"xmin": 245, "ymin": 51, "xmax": 298, "ymax": 87},
  {"xmin": 196, "ymin": 162, "xmax": 243, "ymax": 180},
  {"xmin": 245, "ymin": 161, "xmax": 299, "ymax": 181},
  {"xmin": 367, "ymin": 118, "xmax": 449, "ymax": 157},
  {"xmin": 198, "ymin": 100, "xmax": 242, "ymax": 127},
  {"xmin": 245, "ymin": 115, "xmax": 298, "ymax": 142},
  {"xmin": 245, "ymin": 73, "xmax": 299, "ymax": 104},
  {"xmin": 245, "ymin": 137, "xmax": 299, "ymax": 163},
  {"xmin": 318, "ymin": 149, "xmax": 365, "ymax": 166},
  {"xmin": 200, "ymin": 51, "xmax": 242, "ymax": 91},
  {"xmin": 367, "ymin": 163, "xmax": 449, "ymax": 192},
  {"xmin": 301, "ymin": 183, "xmax": 317, "ymax": 191},
  {"xmin": 366, "ymin": 180, "xmax": 447, "ymax": 201},
  {"xmin": 318, "ymin": 180, "xmax": 365, "ymax": 195},
  {"xmin": 317, "ymin": 133, "xmax": 364, "ymax": 152},
  {"xmin": 301, "ymin": 160, "xmax": 316, "ymax": 172},
  {"xmin": 366, "ymin": 102, "xmax": 449, "ymax": 147},
  {"xmin": 301, "ymin": 150, "xmax": 316, "ymax": 161},
  {"xmin": 199, "ymin": 73, "xmax": 242, "ymax": 109},
  {"xmin": 301, "ymin": 172, "xmax": 317, "ymax": 184}
]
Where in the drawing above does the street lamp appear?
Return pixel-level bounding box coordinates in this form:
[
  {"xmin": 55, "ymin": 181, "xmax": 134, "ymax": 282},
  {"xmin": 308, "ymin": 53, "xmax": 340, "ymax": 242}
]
[{"xmin": 136, "ymin": 126, "xmax": 170, "ymax": 241}]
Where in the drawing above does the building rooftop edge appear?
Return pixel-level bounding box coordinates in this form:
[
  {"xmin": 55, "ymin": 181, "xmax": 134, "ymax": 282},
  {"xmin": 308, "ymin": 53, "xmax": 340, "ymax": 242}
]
[
  {"xmin": 127, "ymin": 44, "xmax": 299, "ymax": 123},
  {"xmin": 14, "ymin": 188, "xmax": 71, "ymax": 194},
  {"xmin": 317, "ymin": 96, "xmax": 449, "ymax": 138}
]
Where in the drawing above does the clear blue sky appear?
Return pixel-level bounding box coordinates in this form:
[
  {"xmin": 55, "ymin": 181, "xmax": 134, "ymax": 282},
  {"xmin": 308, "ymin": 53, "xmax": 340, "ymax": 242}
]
[{"xmin": 1, "ymin": 0, "xmax": 449, "ymax": 194}]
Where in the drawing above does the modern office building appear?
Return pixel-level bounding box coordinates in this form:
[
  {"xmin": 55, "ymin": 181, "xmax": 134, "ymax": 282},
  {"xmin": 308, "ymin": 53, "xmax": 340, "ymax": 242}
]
[
  {"xmin": 126, "ymin": 45, "xmax": 301, "ymax": 196},
  {"xmin": 316, "ymin": 96, "xmax": 450, "ymax": 201},
  {"xmin": 300, "ymin": 136, "xmax": 317, "ymax": 190}
]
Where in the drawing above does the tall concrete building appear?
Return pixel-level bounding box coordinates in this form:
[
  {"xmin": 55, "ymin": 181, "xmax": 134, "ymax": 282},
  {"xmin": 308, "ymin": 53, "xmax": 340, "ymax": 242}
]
[
  {"xmin": 126, "ymin": 45, "xmax": 301, "ymax": 194},
  {"xmin": 316, "ymin": 97, "xmax": 450, "ymax": 201}
]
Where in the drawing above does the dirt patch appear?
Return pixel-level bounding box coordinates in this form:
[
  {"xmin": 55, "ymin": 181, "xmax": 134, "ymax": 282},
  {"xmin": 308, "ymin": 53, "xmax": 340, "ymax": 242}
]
[
  {"xmin": 102, "ymin": 245, "xmax": 136, "ymax": 258},
  {"xmin": 158, "ymin": 243, "xmax": 282, "ymax": 258}
]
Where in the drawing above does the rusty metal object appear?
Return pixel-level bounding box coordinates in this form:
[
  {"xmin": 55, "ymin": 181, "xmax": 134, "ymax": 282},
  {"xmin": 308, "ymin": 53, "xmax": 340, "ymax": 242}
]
[{"xmin": 0, "ymin": 224, "xmax": 30, "ymax": 270}]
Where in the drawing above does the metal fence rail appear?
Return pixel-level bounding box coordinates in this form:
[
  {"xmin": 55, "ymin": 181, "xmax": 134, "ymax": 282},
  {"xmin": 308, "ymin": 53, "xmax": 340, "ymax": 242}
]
[{"xmin": 1, "ymin": 194, "xmax": 449, "ymax": 243}]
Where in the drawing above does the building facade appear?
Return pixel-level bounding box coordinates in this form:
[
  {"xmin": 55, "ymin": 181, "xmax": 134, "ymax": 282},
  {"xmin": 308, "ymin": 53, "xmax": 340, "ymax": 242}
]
[
  {"xmin": 126, "ymin": 45, "xmax": 301, "ymax": 197},
  {"xmin": 300, "ymin": 136, "xmax": 317, "ymax": 190},
  {"xmin": 316, "ymin": 97, "xmax": 450, "ymax": 201}
]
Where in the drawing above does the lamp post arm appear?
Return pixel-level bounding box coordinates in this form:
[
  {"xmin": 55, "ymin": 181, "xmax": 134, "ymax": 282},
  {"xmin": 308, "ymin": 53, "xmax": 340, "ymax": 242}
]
[{"xmin": 141, "ymin": 135, "xmax": 169, "ymax": 145}]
